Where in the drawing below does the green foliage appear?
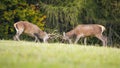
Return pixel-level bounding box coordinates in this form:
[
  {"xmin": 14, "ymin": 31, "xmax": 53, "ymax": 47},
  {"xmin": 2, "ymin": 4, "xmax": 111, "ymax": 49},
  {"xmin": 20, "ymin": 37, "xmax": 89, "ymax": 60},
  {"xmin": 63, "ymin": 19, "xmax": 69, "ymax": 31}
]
[
  {"xmin": 40, "ymin": 0, "xmax": 120, "ymax": 46},
  {"xmin": 0, "ymin": 0, "xmax": 45, "ymax": 39},
  {"xmin": 0, "ymin": 0, "xmax": 120, "ymax": 46},
  {"xmin": 41, "ymin": 0, "xmax": 84, "ymax": 32}
]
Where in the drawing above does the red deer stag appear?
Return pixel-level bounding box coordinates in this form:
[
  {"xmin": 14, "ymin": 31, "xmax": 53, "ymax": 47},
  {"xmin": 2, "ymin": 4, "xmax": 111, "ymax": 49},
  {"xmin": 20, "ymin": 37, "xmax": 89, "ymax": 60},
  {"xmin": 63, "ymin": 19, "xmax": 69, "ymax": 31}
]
[
  {"xmin": 13, "ymin": 21, "xmax": 49, "ymax": 43},
  {"xmin": 63, "ymin": 24, "xmax": 107, "ymax": 46}
]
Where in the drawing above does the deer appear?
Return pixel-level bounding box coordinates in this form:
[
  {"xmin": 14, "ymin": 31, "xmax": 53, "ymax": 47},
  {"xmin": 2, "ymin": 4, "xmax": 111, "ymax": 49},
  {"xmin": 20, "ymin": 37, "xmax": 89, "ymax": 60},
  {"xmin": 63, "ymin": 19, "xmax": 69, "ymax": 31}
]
[
  {"xmin": 13, "ymin": 21, "xmax": 49, "ymax": 43},
  {"xmin": 63, "ymin": 24, "xmax": 107, "ymax": 46}
]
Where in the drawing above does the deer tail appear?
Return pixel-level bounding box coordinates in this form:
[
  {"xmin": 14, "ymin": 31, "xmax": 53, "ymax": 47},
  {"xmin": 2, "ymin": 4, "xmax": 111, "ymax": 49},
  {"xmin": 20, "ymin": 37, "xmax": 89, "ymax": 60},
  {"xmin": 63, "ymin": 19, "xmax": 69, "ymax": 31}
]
[
  {"xmin": 14, "ymin": 23, "xmax": 19, "ymax": 32},
  {"xmin": 98, "ymin": 25, "xmax": 106, "ymax": 33}
]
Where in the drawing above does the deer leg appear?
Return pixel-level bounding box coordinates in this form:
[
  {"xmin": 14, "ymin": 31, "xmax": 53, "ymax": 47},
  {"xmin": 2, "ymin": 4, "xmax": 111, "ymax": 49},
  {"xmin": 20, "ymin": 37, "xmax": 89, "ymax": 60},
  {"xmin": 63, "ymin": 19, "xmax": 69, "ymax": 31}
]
[
  {"xmin": 13, "ymin": 32, "xmax": 19, "ymax": 41},
  {"xmin": 43, "ymin": 38, "xmax": 48, "ymax": 43},
  {"xmin": 14, "ymin": 33, "xmax": 20, "ymax": 41},
  {"xmin": 74, "ymin": 35, "xmax": 81, "ymax": 44},
  {"xmin": 103, "ymin": 36, "xmax": 107, "ymax": 46},
  {"xmin": 13, "ymin": 35, "xmax": 17, "ymax": 41},
  {"xmin": 43, "ymin": 36, "xmax": 47, "ymax": 43},
  {"xmin": 34, "ymin": 34, "xmax": 40, "ymax": 42},
  {"xmin": 68, "ymin": 39, "xmax": 72, "ymax": 44},
  {"xmin": 43, "ymin": 34, "xmax": 49, "ymax": 43},
  {"xmin": 14, "ymin": 29, "xmax": 23, "ymax": 41},
  {"xmin": 105, "ymin": 37, "xmax": 107, "ymax": 46},
  {"xmin": 84, "ymin": 37, "xmax": 87, "ymax": 45},
  {"xmin": 95, "ymin": 34, "xmax": 106, "ymax": 46},
  {"xmin": 34, "ymin": 36, "xmax": 40, "ymax": 42}
]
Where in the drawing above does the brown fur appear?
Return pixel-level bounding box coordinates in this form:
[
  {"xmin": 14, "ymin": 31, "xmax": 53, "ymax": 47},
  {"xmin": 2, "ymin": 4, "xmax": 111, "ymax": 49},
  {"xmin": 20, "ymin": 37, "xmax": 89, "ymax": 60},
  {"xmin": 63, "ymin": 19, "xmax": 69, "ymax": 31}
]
[
  {"xmin": 13, "ymin": 21, "xmax": 49, "ymax": 43},
  {"xmin": 63, "ymin": 24, "xmax": 107, "ymax": 46}
]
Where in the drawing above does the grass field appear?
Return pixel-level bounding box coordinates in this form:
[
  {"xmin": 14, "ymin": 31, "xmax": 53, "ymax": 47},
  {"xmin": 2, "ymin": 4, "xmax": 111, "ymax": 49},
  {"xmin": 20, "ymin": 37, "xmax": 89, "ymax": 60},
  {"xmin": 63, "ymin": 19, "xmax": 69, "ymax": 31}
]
[{"xmin": 0, "ymin": 40, "xmax": 120, "ymax": 68}]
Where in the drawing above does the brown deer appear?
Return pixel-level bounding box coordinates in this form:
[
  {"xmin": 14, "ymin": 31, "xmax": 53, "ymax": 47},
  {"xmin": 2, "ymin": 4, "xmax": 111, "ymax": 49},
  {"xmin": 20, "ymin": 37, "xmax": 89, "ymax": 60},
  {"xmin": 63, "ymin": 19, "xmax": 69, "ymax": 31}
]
[
  {"xmin": 13, "ymin": 21, "xmax": 49, "ymax": 43},
  {"xmin": 63, "ymin": 24, "xmax": 107, "ymax": 46}
]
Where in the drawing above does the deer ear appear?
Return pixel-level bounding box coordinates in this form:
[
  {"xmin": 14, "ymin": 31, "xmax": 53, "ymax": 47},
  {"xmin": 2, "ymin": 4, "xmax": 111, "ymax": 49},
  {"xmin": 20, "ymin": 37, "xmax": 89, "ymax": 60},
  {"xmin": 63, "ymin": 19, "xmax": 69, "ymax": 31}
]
[{"xmin": 63, "ymin": 32, "xmax": 66, "ymax": 36}]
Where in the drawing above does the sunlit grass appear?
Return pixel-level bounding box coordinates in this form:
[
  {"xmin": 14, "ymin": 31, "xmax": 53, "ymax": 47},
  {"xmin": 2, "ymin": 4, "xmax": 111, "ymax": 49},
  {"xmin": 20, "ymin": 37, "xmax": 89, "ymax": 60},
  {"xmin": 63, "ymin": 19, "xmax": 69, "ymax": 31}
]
[{"xmin": 0, "ymin": 40, "xmax": 120, "ymax": 68}]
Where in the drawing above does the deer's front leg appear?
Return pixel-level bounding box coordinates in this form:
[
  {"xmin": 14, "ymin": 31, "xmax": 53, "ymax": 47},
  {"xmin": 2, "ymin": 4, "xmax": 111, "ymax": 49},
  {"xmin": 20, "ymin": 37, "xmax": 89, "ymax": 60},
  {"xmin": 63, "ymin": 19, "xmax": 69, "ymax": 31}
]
[
  {"xmin": 43, "ymin": 38, "xmax": 48, "ymax": 43},
  {"xmin": 74, "ymin": 35, "xmax": 81, "ymax": 44},
  {"xmin": 34, "ymin": 36, "xmax": 40, "ymax": 42},
  {"xmin": 68, "ymin": 39, "xmax": 72, "ymax": 44}
]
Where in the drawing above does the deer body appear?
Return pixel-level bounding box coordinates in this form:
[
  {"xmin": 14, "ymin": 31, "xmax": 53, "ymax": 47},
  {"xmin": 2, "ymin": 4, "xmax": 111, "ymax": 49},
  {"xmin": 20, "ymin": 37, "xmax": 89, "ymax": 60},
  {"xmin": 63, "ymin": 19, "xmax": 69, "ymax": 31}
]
[
  {"xmin": 13, "ymin": 21, "xmax": 49, "ymax": 43},
  {"xmin": 63, "ymin": 24, "xmax": 107, "ymax": 46}
]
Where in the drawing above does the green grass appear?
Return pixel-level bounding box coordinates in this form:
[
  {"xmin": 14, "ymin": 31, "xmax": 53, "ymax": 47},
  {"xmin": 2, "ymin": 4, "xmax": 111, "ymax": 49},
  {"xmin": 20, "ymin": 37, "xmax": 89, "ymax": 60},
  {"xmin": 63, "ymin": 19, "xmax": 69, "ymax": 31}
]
[{"xmin": 0, "ymin": 40, "xmax": 120, "ymax": 68}]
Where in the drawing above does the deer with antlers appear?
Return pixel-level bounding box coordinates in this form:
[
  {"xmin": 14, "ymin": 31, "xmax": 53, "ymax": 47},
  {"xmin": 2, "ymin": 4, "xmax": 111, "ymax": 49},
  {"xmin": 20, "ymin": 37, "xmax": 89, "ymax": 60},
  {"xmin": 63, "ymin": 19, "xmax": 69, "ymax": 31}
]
[
  {"xmin": 13, "ymin": 21, "xmax": 49, "ymax": 43},
  {"xmin": 63, "ymin": 24, "xmax": 107, "ymax": 46}
]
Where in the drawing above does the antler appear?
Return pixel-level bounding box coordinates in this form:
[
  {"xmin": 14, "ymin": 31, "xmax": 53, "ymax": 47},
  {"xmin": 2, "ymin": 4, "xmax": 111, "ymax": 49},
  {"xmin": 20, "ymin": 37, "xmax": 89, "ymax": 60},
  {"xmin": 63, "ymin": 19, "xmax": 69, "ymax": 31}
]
[{"xmin": 48, "ymin": 30, "xmax": 63, "ymax": 39}]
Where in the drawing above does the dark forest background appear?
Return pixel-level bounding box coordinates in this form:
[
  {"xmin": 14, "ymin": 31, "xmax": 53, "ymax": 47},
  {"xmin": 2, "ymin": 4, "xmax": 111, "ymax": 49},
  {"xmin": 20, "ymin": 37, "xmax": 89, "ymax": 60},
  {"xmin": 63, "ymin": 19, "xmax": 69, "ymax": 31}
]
[{"xmin": 0, "ymin": 0, "xmax": 120, "ymax": 47}]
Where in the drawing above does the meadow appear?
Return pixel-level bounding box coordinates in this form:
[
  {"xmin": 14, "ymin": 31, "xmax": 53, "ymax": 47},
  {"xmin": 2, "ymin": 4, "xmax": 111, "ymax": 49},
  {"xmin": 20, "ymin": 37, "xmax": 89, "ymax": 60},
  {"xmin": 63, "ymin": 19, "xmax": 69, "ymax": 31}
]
[{"xmin": 0, "ymin": 40, "xmax": 120, "ymax": 68}]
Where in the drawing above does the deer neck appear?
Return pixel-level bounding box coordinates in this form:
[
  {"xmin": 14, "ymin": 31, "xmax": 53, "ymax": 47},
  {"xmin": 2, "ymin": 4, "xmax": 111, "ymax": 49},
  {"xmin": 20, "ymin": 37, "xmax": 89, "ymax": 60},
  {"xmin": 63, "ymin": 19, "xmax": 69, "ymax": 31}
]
[{"xmin": 66, "ymin": 29, "xmax": 75, "ymax": 37}]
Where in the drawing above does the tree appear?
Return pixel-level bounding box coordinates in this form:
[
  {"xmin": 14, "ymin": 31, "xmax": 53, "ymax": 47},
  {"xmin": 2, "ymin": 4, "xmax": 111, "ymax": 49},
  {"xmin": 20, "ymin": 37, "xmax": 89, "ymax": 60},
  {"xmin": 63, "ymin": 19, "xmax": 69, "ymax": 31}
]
[{"xmin": 0, "ymin": 0, "xmax": 45, "ymax": 40}]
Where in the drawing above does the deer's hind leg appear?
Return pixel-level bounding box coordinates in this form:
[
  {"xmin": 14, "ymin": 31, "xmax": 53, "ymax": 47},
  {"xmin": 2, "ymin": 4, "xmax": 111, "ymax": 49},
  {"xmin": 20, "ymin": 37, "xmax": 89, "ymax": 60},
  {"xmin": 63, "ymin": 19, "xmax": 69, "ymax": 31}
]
[
  {"xmin": 13, "ymin": 29, "xmax": 24, "ymax": 41},
  {"xmin": 102, "ymin": 36, "xmax": 107, "ymax": 46},
  {"xmin": 84, "ymin": 37, "xmax": 87, "ymax": 45},
  {"xmin": 95, "ymin": 34, "xmax": 107, "ymax": 46}
]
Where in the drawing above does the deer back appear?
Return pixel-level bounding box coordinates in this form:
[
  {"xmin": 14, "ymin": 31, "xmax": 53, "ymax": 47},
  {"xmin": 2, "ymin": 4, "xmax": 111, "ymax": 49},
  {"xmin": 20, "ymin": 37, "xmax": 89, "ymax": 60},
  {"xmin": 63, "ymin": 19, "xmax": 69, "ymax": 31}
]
[
  {"xmin": 14, "ymin": 21, "xmax": 42, "ymax": 36},
  {"xmin": 73, "ymin": 24, "xmax": 105, "ymax": 36}
]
